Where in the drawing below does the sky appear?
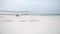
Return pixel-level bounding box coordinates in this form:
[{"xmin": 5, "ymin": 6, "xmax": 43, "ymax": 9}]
[{"xmin": 0, "ymin": 0, "xmax": 60, "ymax": 14}]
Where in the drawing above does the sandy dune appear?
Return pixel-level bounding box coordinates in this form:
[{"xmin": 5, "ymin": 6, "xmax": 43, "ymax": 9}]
[{"xmin": 0, "ymin": 15, "xmax": 60, "ymax": 34}]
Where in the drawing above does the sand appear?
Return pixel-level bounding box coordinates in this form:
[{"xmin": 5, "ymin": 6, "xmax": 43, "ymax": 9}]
[{"xmin": 0, "ymin": 15, "xmax": 60, "ymax": 34}]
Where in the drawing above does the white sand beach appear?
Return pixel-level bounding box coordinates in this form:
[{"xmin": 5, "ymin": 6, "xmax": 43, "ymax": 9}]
[{"xmin": 0, "ymin": 15, "xmax": 60, "ymax": 34}]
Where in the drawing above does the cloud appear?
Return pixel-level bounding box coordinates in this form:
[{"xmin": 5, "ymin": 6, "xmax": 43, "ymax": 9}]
[{"xmin": 0, "ymin": 0, "xmax": 60, "ymax": 14}]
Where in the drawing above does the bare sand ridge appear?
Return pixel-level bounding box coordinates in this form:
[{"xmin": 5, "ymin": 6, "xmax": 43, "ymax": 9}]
[{"xmin": 0, "ymin": 15, "xmax": 60, "ymax": 34}]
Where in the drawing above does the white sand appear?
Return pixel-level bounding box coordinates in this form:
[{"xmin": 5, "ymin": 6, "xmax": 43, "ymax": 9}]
[{"xmin": 0, "ymin": 15, "xmax": 60, "ymax": 34}]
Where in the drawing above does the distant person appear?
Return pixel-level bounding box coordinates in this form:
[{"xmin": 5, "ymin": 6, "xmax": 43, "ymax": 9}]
[{"xmin": 16, "ymin": 14, "xmax": 19, "ymax": 17}]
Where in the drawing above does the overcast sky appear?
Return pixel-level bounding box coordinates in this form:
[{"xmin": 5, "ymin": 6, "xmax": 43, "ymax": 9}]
[{"xmin": 0, "ymin": 0, "xmax": 60, "ymax": 14}]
